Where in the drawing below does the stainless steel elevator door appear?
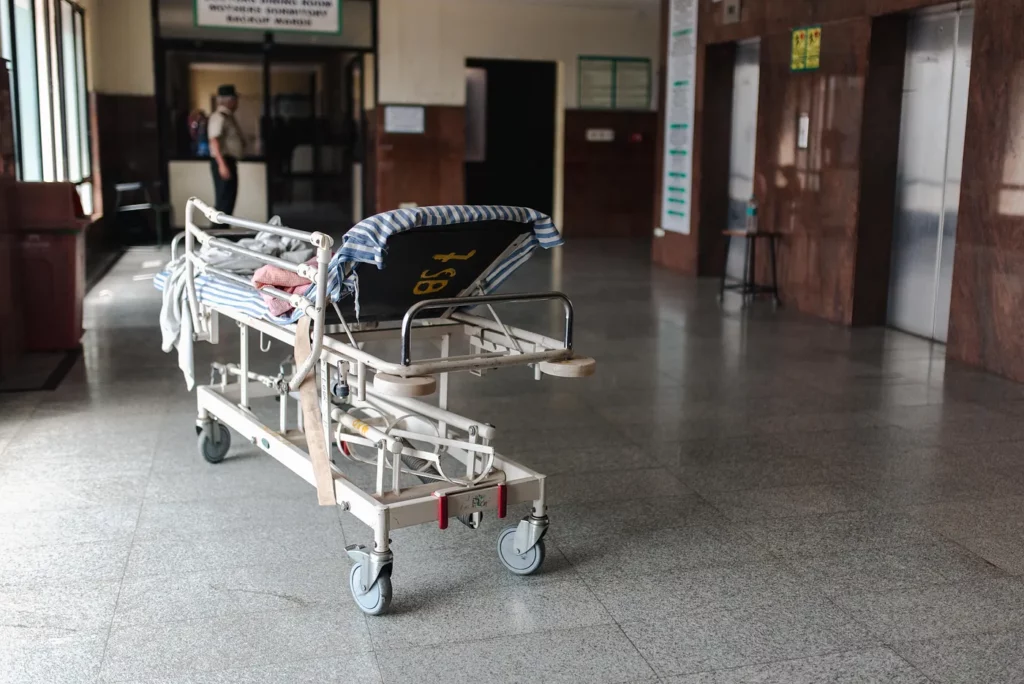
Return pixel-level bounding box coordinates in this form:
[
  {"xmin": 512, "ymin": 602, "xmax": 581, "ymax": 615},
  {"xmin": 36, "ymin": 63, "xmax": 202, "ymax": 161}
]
[
  {"xmin": 888, "ymin": 6, "xmax": 973, "ymax": 341},
  {"xmin": 726, "ymin": 39, "xmax": 760, "ymax": 280},
  {"xmin": 933, "ymin": 8, "xmax": 973, "ymax": 342}
]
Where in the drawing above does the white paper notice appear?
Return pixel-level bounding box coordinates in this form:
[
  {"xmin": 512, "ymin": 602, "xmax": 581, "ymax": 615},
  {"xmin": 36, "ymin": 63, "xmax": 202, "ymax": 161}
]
[
  {"xmin": 660, "ymin": 0, "xmax": 698, "ymax": 234},
  {"xmin": 194, "ymin": 0, "xmax": 342, "ymax": 34},
  {"xmin": 384, "ymin": 105, "xmax": 426, "ymax": 134}
]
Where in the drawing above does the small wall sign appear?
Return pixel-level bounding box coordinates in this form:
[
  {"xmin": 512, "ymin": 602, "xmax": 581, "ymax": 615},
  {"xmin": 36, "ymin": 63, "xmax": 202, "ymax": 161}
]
[{"xmin": 791, "ymin": 25, "xmax": 822, "ymax": 72}]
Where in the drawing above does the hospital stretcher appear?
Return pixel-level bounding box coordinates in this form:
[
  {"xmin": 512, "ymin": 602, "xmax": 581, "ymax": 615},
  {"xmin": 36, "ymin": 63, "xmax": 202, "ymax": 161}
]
[{"xmin": 169, "ymin": 198, "xmax": 595, "ymax": 615}]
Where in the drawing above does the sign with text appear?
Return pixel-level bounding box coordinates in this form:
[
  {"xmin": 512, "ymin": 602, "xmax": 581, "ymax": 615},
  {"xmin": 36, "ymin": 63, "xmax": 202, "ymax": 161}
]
[
  {"xmin": 194, "ymin": 0, "xmax": 342, "ymax": 34},
  {"xmin": 806, "ymin": 26, "xmax": 822, "ymax": 69},
  {"xmin": 791, "ymin": 25, "xmax": 821, "ymax": 72},
  {"xmin": 659, "ymin": 0, "xmax": 698, "ymax": 235}
]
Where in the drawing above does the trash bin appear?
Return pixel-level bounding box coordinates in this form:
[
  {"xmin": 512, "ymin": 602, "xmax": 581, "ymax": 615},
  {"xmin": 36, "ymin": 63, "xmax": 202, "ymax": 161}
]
[{"xmin": 15, "ymin": 182, "xmax": 88, "ymax": 351}]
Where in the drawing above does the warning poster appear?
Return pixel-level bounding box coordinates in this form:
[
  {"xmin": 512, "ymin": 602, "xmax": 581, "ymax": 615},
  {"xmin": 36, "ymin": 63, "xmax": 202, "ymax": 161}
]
[
  {"xmin": 806, "ymin": 26, "xmax": 822, "ymax": 70},
  {"xmin": 791, "ymin": 29, "xmax": 807, "ymax": 71},
  {"xmin": 791, "ymin": 25, "xmax": 822, "ymax": 72}
]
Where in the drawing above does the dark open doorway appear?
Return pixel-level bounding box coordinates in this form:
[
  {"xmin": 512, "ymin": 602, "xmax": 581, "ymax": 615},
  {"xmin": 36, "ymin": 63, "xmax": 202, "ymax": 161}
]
[{"xmin": 464, "ymin": 58, "xmax": 556, "ymax": 215}]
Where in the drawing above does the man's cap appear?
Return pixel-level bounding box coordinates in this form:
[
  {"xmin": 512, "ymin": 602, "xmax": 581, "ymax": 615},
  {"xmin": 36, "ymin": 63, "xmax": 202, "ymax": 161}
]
[{"xmin": 217, "ymin": 84, "xmax": 237, "ymax": 98}]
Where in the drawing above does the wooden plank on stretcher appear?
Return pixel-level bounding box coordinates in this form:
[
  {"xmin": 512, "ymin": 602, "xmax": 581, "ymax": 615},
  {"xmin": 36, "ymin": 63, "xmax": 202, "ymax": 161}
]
[{"xmin": 295, "ymin": 316, "xmax": 337, "ymax": 506}]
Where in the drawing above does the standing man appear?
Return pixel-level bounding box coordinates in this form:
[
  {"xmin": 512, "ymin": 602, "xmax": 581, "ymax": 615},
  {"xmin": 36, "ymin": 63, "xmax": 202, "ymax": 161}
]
[{"xmin": 207, "ymin": 84, "xmax": 245, "ymax": 214}]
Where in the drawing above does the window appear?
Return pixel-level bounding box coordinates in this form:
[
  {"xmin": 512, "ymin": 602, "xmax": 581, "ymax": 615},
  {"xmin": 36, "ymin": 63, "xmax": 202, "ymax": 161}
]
[
  {"xmin": 578, "ymin": 56, "xmax": 652, "ymax": 111},
  {"xmin": 0, "ymin": 0, "xmax": 91, "ymax": 212}
]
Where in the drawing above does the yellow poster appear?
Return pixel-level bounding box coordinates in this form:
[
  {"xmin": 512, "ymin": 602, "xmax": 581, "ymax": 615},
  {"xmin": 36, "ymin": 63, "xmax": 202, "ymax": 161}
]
[
  {"xmin": 791, "ymin": 29, "xmax": 807, "ymax": 71},
  {"xmin": 806, "ymin": 26, "xmax": 822, "ymax": 70}
]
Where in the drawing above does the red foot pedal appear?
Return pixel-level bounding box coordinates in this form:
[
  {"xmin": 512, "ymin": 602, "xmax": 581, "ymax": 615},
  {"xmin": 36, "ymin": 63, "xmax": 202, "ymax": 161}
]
[
  {"xmin": 435, "ymin": 492, "xmax": 448, "ymax": 530},
  {"xmin": 497, "ymin": 483, "xmax": 507, "ymax": 519}
]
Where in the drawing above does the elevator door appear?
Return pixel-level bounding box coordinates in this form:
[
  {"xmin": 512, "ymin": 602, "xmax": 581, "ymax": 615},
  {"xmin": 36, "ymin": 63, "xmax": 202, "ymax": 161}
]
[
  {"xmin": 725, "ymin": 39, "xmax": 760, "ymax": 279},
  {"xmin": 888, "ymin": 5, "xmax": 973, "ymax": 342}
]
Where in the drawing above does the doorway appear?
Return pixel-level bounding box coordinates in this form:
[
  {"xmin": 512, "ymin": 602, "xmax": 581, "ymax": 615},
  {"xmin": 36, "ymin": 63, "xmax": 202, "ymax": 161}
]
[
  {"xmin": 264, "ymin": 52, "xmax": 367, "ymax": 233},
  {"xmin": 464, "ymin": 59, "xmax": 556, "ymax": 215},
  {"xmin": 887, "ymin": 4, "xmax": 973, "ymax": 342},
  {"xmin": 725, "ymin": 39, "xmax": 761, "ymax": 281}
]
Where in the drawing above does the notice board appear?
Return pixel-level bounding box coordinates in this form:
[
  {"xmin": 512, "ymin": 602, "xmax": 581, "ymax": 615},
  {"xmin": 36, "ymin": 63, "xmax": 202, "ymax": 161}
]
[{"xmin": 659, "ymin": 0, "xmax": 698, "ymax": 235}]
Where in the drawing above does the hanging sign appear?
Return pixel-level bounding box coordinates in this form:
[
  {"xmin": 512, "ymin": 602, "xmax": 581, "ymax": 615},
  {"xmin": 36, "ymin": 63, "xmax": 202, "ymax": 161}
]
[
  {"xmin": 194, "ymin": 0, "xmax": 343, "ymax": 35},
  {"xmin": 659, "ymin": 0, "xmax": 698, "ymax": 235},
  {"xmin": 791, "ymin": 25, "xmax": 821, "ymax": 72}
]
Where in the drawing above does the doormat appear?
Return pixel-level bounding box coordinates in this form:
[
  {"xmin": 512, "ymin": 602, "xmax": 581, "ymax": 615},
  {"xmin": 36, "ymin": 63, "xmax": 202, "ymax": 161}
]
[{"xmin": 0, "ymin": 350, "xmax": 81, "ymax": 393}]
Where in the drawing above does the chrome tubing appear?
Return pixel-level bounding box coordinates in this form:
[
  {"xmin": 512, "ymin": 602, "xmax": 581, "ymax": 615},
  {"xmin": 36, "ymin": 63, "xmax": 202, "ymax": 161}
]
[{"xmin": 400, "ymin": 292, "xmax": 574, "ymax": 366}]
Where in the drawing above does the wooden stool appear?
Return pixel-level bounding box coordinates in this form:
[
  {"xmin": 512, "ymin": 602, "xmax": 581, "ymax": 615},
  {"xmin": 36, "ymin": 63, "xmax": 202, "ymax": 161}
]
[{"xmin": 719, "ymin": 230, "xmax": 781, "ymax": 307}]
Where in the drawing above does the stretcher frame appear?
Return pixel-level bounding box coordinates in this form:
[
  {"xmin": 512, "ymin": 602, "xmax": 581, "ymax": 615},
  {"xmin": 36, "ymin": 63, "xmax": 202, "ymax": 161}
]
[{"xmin": 178, "ymin": 198, "xmax": 594, "ymax": 614}]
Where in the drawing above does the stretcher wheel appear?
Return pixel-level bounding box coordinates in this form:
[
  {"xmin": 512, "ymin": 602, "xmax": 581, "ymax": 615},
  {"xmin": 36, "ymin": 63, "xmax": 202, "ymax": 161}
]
[
  {"xmin": 198, "ymin": 423, "xmax": 231, "ymax": 464},
  {"xmin": 349, "ymin": 563, "xmax": 392, "ymax": 616},
  {"xmin": 497, "ymin": 525, "xmax": 546, "ymax": 575}
]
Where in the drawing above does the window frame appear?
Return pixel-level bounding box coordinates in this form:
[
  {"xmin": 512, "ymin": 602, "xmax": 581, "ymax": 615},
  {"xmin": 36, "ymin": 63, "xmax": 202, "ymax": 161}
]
[{"xmin": 1, "ymin": 0, "xmax": 91, "ymax": 199}]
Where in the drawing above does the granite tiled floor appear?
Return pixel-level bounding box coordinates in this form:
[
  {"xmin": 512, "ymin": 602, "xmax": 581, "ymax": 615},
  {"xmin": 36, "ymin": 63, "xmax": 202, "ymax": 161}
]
[{"xmin": 2, "ymin": 241, "xmax": 1024, "ymax": 682}]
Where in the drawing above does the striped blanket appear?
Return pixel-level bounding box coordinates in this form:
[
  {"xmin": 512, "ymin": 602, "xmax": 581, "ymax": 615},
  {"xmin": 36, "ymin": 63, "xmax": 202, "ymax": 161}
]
[{"xmin": 155, "ymin": 205, "xmax": 562, "ymax": 324}]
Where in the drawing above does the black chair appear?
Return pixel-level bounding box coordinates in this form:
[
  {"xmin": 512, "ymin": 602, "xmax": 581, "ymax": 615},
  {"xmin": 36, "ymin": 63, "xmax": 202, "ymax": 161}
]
[{"xmin": 114, "ymin": 182, "xmax": 172, "ymax": 247}]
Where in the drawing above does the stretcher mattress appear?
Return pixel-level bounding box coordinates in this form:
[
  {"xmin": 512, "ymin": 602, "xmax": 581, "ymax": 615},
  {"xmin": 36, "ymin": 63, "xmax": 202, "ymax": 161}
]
[{"xmin": 156, "ymin": 205, "xmax": 562, "ymax": 323}]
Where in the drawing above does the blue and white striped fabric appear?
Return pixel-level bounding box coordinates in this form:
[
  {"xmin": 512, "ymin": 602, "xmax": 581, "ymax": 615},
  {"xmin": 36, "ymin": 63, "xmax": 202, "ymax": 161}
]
[
  {"xmin": 155, "ymin": 205, "xmax": 562, "ymax": 324},
  {"xmin": 337, "ymin": 205, "xmax": 562, "ymax": 267},
  {"xmin": 153, "ymin": 270, "xmax": 271, "ymax": 319}
]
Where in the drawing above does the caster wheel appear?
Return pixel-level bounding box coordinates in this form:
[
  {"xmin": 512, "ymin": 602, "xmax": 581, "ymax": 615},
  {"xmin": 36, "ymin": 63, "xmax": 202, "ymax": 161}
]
[
  {"xmin": 349, "ymin": 563, "xmax": 392, "ymax": 616},
  {"xmin": 198, "ymin": 423, "xmax": 231, "ymax": 464},
  {"xmin": 497, "ymin": 525, "xmax": 545, "ymax": 576}
]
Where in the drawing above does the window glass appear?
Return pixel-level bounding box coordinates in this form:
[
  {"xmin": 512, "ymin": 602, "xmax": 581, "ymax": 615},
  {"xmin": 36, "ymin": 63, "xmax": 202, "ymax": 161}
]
[
  {"xmin": 73, "ymin": 6, "xmax": 86, "ymax": 177},
  {"xmin": 60, "ymin": 0, "xmax": 78, "ymax": 180},
  {"xmin": 15, "ymin": 0, "xmax": 40, "ymax": 180}
]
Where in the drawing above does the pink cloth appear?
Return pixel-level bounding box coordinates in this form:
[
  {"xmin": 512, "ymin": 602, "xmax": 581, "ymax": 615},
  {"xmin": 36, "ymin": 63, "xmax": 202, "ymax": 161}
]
[{"xmin": 252, "ymin": 258, "xmax": 314, "ymax": 317}]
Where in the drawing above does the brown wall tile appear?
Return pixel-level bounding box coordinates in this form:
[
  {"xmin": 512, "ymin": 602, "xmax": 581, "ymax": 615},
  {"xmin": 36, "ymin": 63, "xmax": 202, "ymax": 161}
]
[
  {"xmin": 373, "ymin": 105, "xmax": 465, "ymax": 212},
  {"xmin": 563, "ymin": 110, "xmax": 658, "ymax": 239},
  {"xmin": 865, "ymin": 0, "xmax": 950, "ymax": 16},
  {"xmin": 701, "ymin": 0, "xmax": 766, "ymax": 44},
  {"xmin": 947, "ymin": 0, "xmax": 1024, "ymax": 382},
  {"xmin": 753, "ymin": 17, "xmax": 870, "ymax": 324}
]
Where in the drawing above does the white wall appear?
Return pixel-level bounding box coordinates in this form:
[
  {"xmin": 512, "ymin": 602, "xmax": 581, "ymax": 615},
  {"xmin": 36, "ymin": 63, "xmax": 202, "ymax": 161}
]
[
  {"xmin": 378, "ymin": 0, "xmax": 661, "ymax": 108},
  {"xmin": 169, "ymin": 160, "xmax": 268, "ymax": 227},
  {"xmin": 92, "ymin": 0, "xmax": 156, "ymax": 95},
  {"xmin": 158, "ymin": 0, "xmax": 374, "ymax": 48}
]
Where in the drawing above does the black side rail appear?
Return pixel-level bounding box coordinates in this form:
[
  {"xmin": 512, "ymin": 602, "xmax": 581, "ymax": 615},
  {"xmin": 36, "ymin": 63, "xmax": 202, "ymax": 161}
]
[{"xmin": 400, "ymin": 292, "xmax": 575, "ymax": 366}]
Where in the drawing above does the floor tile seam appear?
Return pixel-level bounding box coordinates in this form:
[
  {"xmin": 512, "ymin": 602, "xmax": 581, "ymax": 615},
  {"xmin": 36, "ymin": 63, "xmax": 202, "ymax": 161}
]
[
  {"xmin": 646, "ymin": 645, "xmax": 931, "ymax": 680},
  {"xmin": 772, "ymin": 537, "xmax": 1006, "ymax": 564},
  {"xmin": 97, "ymin": 431, "xmax": 163, "ymax": 673},
  {"xmin": 127, "ymin": 517, "xmax": 349, "ymax": 542},
  {"xmin": 829, "ymin": 572, "xmax": 1024, "ymax": 602},
  {"xmin": 518, "ymin": 463, "xmax": 673, "ymax": 477},
  {"xmin": 117, "ymin": 546, "xmax": 351, "ymax": 583},
  {"xmin": 97, "ymin": 646, "xmax": 381, "ymax": 684},
  {"xmin": 544, "ymin": 540, "xmax": 659, "ymax": 677},
  {"xmin": 763, "ymin": 550, "xmax": 1010, "ymax": 611},
  {"xmin": 103, "ymin": 583, "xmax": 368, "ymax": 632},
  {"xmin": 135, "ymin": 488, "xmax": 333, "ymax": 508},
  {"xmin": 107, "ymin": 565, "xmax": 593, "ymax": 631},
  {"xmin": 575, "ymin": 556, "xmax": 796, "ymax": 586},
  {"xmin": 819, "ymin": 580, "xmax": 1024, "ymax": 649},
  {"xmin": 925, "ymin": 527, "xmax": 1018, "ymax": 579},
  {"xmin": 884, "ymin": 625, "xmax": 1024, "ymax": 655},
  {"xmin": 366, "ymin": 619, "xmax": 624, "ymax": 663}
]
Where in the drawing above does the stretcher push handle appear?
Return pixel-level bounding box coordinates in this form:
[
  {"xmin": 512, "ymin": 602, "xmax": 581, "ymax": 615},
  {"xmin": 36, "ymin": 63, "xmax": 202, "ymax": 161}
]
[{"xmin": 400, "ymin": 292, "xmax": 574, "ymax": 366}]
